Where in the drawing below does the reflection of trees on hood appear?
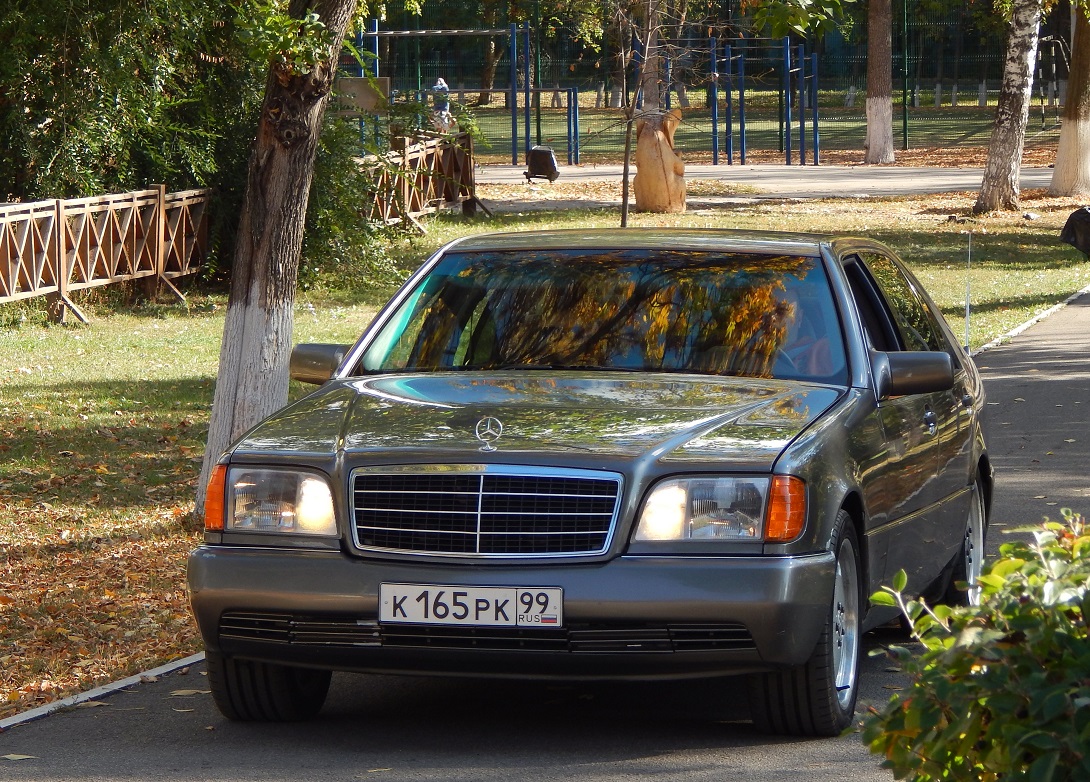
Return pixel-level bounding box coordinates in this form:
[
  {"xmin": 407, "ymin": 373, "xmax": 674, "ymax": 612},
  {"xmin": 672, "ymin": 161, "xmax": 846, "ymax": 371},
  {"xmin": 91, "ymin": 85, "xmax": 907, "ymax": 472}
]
[{"xmin": 399, "ymin": 250, "xmax": 816, "ymax": 379}]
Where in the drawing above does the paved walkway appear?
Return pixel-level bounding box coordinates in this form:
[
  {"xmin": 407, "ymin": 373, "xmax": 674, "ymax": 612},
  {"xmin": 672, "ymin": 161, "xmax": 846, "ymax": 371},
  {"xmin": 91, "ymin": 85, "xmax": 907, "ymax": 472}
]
[
  {"xmin": 975, "ymin": 294, "xmax": 1090, "ymax": 540},
  {"xmin": 477, "ymin": 163, "xmax": 1055, "ymax": 201}
]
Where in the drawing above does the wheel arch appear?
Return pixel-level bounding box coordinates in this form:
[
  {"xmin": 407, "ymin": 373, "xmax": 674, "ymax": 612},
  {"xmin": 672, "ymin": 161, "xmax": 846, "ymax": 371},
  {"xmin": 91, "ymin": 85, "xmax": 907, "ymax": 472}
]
[{"xmin": 977, "ymin": 452, "xmax": 994, "ymax": 518}]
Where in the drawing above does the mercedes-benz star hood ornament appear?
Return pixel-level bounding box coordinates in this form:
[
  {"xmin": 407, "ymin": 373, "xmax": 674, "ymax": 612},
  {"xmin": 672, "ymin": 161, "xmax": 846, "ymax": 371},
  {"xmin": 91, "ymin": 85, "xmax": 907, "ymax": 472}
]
[{"xmin": 474, "ymin": 417, "xmax": 504, "ymax": 452}]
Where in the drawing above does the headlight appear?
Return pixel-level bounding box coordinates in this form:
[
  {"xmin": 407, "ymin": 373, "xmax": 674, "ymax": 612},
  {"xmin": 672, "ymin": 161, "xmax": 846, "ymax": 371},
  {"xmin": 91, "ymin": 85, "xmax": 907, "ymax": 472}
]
[
  {"xmin": 633, "ymin": 475, "xmax": 805, "ymax": 543},
  {"xmin": 221, "ymin": 467, "xmax": 337, "ymax": 536}
]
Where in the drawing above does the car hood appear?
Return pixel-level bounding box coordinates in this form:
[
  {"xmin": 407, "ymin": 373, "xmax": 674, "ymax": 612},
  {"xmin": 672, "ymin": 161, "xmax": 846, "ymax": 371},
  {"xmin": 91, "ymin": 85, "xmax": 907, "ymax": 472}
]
[{"xmin": 234, "ymin": 373, "xmax": 842, "ymax": 470}]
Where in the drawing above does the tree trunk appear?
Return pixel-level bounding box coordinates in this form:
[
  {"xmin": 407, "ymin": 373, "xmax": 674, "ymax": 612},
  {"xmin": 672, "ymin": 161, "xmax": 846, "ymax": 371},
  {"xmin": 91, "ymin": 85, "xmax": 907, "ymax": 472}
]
[
  {"xmin": 478, "ymin": 38, "xmax": 499, "ymax": 105},
  {"xmin": 1049, "ymin": 8, "xmax": 1090, "ymax": 196},
  {"xmin": 607, "ymin": 14, "xmax": 632, "ymax": 109},
  {"xmin": 196, "ymin": 0, "xmax": 357, "ymax": 515},
  {"xmin": 974, "ymin": 0, "xmax": 1042, "ymax": 213},
  {"xmin": 864, "ymin": 0, "xmax": 895, "ymax": 163}
]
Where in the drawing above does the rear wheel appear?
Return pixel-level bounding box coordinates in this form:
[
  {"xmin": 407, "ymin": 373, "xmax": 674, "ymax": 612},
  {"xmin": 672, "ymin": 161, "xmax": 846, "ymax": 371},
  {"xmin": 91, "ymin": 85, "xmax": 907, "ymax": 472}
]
[
  {"xmin": 206, "ymin": 650, "xmax": 331, "ymax": 722},
  {"xmin": 944, "ymin": 479, "xmax": 987, "ymax": 607},
  {"xmin": 748, "ymin": 511, "xmax": 861, "ymax": 736}
]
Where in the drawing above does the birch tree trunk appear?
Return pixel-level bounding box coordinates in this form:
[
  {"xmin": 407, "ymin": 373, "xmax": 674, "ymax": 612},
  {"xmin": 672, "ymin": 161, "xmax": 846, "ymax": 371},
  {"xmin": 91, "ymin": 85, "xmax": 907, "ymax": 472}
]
[
  {"xmin": 196, "ymin": 0, "xmax": 357, "ymax": 515},
  {"xmin": 864, "ymin": 0, "xmax": 895, "ymax": 164},
  {"xmin": 974, "ymin": 0, "xmax": 1042, "ymax": 213},
  {"xmin": 1049, "ymin": 9, "xmax": 1090, "ymax": 196}
]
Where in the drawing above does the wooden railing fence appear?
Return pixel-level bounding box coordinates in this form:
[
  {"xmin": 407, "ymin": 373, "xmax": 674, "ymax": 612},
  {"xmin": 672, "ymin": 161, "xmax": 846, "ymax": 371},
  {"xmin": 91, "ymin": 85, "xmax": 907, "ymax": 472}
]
[
  {"xmin": 0, "ymin": 185, "xmax": 211, "ymax": 322},
  {"xmin": 366, "ymin": 132, "xmax": 487, "ymax": 228}
]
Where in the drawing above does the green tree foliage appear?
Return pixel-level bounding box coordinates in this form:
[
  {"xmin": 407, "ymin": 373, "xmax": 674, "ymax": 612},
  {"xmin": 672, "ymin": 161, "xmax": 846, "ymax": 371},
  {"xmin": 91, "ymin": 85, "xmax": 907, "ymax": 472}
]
[
  {"xmin": 743, "ymin": 0, "xmax": 856, "ymax": 39},
  {"xmin": 0, "ymin": 0, "xmax": 410, "ymax": 289},
  {"xmin": 0, "ymin": 0, "xmax": 263, "ymax": 201},
  {"xmin": 863, "ymin": 511, "xmax": 1090, "ymax": 781}
]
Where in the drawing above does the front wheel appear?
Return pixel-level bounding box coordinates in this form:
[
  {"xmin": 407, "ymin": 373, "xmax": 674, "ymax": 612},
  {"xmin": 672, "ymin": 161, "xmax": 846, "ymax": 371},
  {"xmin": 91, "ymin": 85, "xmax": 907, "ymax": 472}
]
[
  {"xmin": 748, "ymin": 511, "xmax": 861, "ymax": 736},
  {"xmin": 206, "ymin": 650, "xmax": 331, "ymax": 722},
  {"xmin": 944, "ymin": 479, "xmax": 987, "ymax": 607}
]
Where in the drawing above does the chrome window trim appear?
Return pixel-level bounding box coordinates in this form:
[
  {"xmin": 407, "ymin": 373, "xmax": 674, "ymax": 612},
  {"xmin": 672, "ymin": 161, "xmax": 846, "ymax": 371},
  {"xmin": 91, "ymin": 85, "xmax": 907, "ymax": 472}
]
[{"xmin": 349, "ymin": 464, "xmax": 624, "ymax": 559}]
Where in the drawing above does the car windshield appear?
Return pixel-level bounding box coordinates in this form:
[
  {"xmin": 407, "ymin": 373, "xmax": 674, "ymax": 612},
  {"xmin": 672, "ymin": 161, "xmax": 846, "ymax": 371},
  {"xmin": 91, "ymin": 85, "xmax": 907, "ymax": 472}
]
[{"xmin": 357, "ymin": 248, "xmax": 848, "ymax": 384}]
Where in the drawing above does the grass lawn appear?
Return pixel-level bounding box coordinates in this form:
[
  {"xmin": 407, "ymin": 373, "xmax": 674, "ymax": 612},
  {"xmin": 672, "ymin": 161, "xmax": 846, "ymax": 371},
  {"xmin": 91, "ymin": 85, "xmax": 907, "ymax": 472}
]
[
  {"xmin": 464, "ymin": 102, "xmax": 1062, "ymax": 165},
  {"xmin": 2, "ymin": 182, "xmax": 1088, "ymax": 719}
]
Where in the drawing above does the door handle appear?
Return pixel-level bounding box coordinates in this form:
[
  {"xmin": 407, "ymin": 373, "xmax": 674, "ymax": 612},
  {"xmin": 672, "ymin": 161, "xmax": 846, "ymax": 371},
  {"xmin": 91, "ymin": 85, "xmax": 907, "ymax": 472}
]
[{"xmin": 923, "ymin": 408, "xmax": 937, "ymax": 436}]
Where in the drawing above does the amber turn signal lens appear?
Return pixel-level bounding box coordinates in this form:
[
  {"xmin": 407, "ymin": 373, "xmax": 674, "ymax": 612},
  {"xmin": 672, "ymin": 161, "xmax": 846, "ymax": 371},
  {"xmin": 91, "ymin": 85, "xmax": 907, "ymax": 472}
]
[
  {"xmin": 204, "ymin": 464, "xmax": 228, "ymax": 532},
  {"xmin": 765, "ymin": 475, "xmax": 806, "ymax": 542}
]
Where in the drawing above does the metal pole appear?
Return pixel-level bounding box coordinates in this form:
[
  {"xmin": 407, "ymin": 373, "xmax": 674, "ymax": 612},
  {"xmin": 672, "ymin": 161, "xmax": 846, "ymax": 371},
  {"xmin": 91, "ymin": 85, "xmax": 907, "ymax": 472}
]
[
  {"xmin": 739, "ymin": 50, "xmax": 747, "ymax": 165},
  {"xmin": 902, "ymin": 0, "xmax": 909, "ymax": 150},
  {"xmin": 572, "ymin": 88, "xmax": 580, "ymax": 164},
  {"xmin": 811, "ymin": 52, "xmax": 820, "ymax": 165},
  {"xmin": 369, "ymin": 19, "xmax": 380, "ymax": 148},
  {"xmin": 369, "ymin": 19, "xmax": 379, "ymax": 76},
  {"xmin": 710, "ymin": 37, "xmax": 720, "ymax": 165},
  {"xmin": 415, "ymin": 15, "xmax": 422, "ymax": 92},
  {"xmin": 783, "ymin": 37, "xmax": 792, "ymax": 165},
  {"xmin": 725, "ymin": 44, "xmax": 734, "ymax": 165},
  {"xmin": 798, "ymin": 43, "xmax": 806, "ymax": 165},
  {"xmin": 523, "ymin": 22, "xmax": 532, "ymax": 157},
  {"xmin": 665, "ymin": 57, "xmax": 672, "ymax": 110},
  {"xmin": 510, "ymin": 23, "xmax": 518, "ymax": 165},
  {"xmin": 571, "ymin": 88, "xmax": 579, "ymax": 164},
  {"xmin": 535, "ymin": 0, "xmax": 542, "ymax": 145}
]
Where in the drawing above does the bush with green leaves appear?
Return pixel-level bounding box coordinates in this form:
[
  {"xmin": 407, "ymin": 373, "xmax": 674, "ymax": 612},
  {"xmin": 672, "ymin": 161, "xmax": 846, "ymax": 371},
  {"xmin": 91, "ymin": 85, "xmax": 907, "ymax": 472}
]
[
  {"xmin": 862, "ymin": 510, "xmax": 1090, "ymax": 781},
  {"xmin": 299, "ymin": 116, "xmax": 403, "ymax": 293}
]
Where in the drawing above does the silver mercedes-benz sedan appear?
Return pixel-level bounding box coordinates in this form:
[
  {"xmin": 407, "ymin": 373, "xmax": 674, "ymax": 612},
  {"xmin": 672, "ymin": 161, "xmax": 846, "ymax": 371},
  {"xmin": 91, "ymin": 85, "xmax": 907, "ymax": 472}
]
[{"xmin": 188, "ymin": 228, "xmax": 991, "ymax": 736}]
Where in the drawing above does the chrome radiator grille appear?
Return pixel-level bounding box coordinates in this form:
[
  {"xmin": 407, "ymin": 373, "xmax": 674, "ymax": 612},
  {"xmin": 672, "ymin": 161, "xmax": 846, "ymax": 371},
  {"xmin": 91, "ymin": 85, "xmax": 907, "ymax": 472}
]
[{"xmin": 351, "ymin": 467, "xmax": 622, "ymax": 557}]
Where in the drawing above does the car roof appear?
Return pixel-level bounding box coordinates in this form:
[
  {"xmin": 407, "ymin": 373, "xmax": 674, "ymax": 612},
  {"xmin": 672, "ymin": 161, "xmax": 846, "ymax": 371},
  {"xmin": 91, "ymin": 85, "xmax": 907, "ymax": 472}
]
[{"xmin": 448, "ymin": 228, "xmax": 831, "ymax": 257}]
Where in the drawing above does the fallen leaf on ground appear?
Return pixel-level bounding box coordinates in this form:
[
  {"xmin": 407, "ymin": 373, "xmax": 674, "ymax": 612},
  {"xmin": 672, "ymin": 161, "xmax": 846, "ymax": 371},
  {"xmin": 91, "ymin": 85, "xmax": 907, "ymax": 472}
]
[
  {"xmin": 169, "ymin": 689, "xmax": 210, "ymax": 697},
  {"xmin": 2, "ymin": 755, "xmax": 37, "ymax": 761}
]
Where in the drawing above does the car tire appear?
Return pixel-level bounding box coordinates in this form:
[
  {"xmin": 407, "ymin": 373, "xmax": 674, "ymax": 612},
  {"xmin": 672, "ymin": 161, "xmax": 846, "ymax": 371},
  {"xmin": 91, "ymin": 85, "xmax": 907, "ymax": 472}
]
[
  {"xmin": 943, "ymin": 478, "xmax": 987, "ymax": 607},
  {"xmin": 748, "ymin": 510, "xmax": 861, "ymax": 736},
  {"xmin": 206, "ymin": 650, "xmax": 331, "ymax": 722}
]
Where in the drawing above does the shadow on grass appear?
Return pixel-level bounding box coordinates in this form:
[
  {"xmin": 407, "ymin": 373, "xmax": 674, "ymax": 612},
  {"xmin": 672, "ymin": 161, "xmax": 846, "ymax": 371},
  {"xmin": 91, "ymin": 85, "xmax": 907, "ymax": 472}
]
[{"xmin": 936, "ymin": 291, "xmax": 1072, "ymax": 319}]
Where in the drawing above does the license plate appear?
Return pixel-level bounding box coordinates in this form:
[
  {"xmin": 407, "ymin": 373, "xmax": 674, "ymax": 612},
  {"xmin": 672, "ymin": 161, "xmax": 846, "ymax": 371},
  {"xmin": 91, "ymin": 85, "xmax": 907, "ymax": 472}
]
[{"xmin": 380, "ymin": 583, "xmax": 563, "ymax": 627}]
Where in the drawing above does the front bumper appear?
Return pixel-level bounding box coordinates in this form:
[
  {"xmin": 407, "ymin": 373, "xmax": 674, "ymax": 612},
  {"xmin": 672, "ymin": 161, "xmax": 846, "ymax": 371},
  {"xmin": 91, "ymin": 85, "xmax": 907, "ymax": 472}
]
[{"xmin": 187, "ymin": 546, "xmax": 835, "ymax": 679}]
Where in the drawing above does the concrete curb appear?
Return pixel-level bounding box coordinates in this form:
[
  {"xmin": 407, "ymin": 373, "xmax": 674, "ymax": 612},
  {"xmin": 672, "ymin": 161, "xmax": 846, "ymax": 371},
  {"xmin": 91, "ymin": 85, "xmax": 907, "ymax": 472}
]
[{"xmin": 0, "ymin": 652, "xmax": 205, "ymax": 732}]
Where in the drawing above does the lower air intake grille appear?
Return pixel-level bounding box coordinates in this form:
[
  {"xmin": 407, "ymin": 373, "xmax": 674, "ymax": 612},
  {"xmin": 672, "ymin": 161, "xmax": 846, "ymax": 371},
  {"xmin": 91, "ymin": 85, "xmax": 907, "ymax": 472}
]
[
  {"xmin": 351, "ymin": 467, "xmax": 622, "ymax": 557},
  {"xmin": 219, "ymin": 612, "xmax": 755, "ymax": 653}
]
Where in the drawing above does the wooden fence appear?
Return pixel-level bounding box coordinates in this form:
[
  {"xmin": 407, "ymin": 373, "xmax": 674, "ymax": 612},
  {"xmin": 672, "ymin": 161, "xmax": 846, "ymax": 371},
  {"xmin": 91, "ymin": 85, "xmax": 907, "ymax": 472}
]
[
  {"xmin": 0, "ymin": 185, "xmax": 211, "ymax": 322},
  {"xmin": 366, "ymin": 132, "xmax": 487, "ymax": 228}
]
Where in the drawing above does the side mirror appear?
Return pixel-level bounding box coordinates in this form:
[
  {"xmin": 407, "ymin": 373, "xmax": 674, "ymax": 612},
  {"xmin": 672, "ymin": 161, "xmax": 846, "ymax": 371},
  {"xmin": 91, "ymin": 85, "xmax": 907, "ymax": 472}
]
[
  {"xmin": 290, "ymin": 343, "xmax": 351, "ymax": 385},
  {"xmin": 872, "ymin": 351, "xmax": 954, "ymax": 400}
]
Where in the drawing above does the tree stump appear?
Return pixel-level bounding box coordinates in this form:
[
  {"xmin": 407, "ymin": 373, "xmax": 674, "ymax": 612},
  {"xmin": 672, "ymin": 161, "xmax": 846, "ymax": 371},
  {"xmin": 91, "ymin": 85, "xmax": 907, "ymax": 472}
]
[{"xmin": 633, "ymin": 108, "xmax": 685, "ymax": 214}]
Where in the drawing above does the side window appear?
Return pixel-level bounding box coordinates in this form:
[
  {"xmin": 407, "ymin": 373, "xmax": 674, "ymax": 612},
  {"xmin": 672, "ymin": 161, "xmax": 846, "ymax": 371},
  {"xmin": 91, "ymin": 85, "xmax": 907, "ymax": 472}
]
[
  {"xmin": 842, "ymin": 254, "xmax": 901, "ymax": 352},
  {"xmin": 856, "ymin": 252, "xmax": 957, "ymax": 363},
  {"xmin": 859, "ymin": 253, "xmax": 941, "ymax": 351}
]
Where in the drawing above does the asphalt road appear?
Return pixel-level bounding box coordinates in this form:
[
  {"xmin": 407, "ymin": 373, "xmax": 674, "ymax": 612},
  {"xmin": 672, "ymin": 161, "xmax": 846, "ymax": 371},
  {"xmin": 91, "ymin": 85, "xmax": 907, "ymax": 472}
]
[{"xmin": 2, "ymin": 262, "xmax": 1087, "ymax": 782}]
